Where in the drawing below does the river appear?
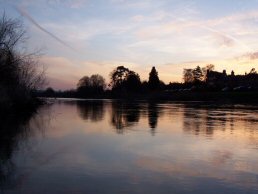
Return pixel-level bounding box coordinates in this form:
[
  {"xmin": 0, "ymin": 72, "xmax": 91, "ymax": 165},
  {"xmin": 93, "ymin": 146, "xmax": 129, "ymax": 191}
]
[{"xmin": 1, "ymin": 99, "xmax": 258, "ymax": 194}]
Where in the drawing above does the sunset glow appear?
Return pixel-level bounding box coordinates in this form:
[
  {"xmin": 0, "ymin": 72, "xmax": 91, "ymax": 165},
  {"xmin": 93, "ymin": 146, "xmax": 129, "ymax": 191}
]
[{"xmin": 1, "ymin": 0, "xmax": 258, "ymax": 89}]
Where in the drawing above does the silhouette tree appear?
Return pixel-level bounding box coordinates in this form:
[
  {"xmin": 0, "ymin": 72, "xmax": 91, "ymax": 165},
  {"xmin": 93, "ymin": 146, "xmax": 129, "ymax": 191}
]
[
  {"xmin": 110, "ymin": 66, "xmax": 130, "ymax": 89},
  {"xmin": 141, "ymin": 80, "xmax": 149, "ymax": 92},
  {"xmin": 249, "ymin": 68, "xmax": 257, "ymax": 74},
  {"xmin": 77, "ymin": 74, "xmax": 105, "ymax": 97},
  {"xmin": 110, "ymin": 66, "xmax": 142, "ymax": 93},
  {"xmin": 44, "ymin": 87, "xmax": 55, "ymax": 97},
  {"xmin": 0, "ymin": 14, "xmax": 45, "ymax": 106},
  {"xmin": 183, "ymin": 69, "xmax": 194, "ymax": 83},
  {"xmin": 125, "ymin": 71, "xmax": 141, "ymax": 92},
  {"xmin": 148, "ymin": 66, "xmax": 160, "ymax": 90},
  {"xmin": 90, "ymin": 74, "xmax": 106, "ymax": 89},
  {"xmin": 183, "ymin": 65, "xmax": 212, "ymax": 84},
  {"xmin": 192, "ymin": 66, "xmax": 204, "ymax": 83},
  {"xmin": 77, "ymin": 76, "xmax": 91, "ymax": 88}
]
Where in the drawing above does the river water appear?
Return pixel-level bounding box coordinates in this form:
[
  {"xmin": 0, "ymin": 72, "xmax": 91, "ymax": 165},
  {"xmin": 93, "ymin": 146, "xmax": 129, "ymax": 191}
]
[{"xmin": 1, "ymin": 99, "xmax": 258, "ymax": 194}]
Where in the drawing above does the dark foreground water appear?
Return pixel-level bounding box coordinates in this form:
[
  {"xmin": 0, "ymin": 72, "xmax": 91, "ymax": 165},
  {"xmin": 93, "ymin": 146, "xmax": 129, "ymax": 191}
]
[{"xmin": 1, "ymin": 99, "xmax": 258, "ymax": 194}]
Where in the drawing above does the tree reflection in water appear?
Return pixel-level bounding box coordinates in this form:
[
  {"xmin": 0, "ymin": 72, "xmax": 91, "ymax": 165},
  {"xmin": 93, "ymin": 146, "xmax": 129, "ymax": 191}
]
[
  {"xmin": 110, "ymin": 101, "xmax": 140, "ymax": 134},
  {"xmin": 148, "ymin": 103, "xmax": 159, "ymax": 136},
  {"xmin": 76, "ymin": 100, "xmax": 104, "ymax": 122},
  {"xmin": 1, "ymin": 100, "xmax": 258, "ymax": 194},
  {"xmin": 182, "ymin": 103, "xmax": 258, "ymax": 137},
  {"xmin": 0, "ymin": 106, "xmax": 50, "ymax": 190},
  {"xmin": 76, "ymin": 100, "xmax": 165, "ymax": 135},
  {"xmin": 110, "ymin": 101, "xmax": 162, "ymax": 135},
  {"xmin": 76, "ymin": 100, "xmax": 258, "ymax": 137}
]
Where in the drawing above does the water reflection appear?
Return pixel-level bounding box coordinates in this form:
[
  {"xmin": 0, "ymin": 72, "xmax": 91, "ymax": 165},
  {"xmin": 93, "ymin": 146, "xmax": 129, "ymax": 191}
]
[
  {"xmin": 0, "ymin": 107, "xmax": 50, "ymax": 190},
  {"xmin": 1, "ymin": 100, "xmax": 258, "ymax": 194},
  {"xmin": 183, "ymin": 106, "xmax": 217, "ymax": 136},
  {"xmin": 73, "ymin": 100, "xmax": 258, "ymax": 137},
  {"xmin": 148, "ymin": 103, "xmax": 159, "ymax": 135},
  {"xmin": 110, "ymin": 101, "xmax": 140, "ymax": 134},
  {"xmin": 110, "ymin": 101, "xmax": 162, "ymax": 135},
  {"xmin": 182, "ymin": 103, "xmax": 258, "ymax": 137},
  {"xmin": 77, "ymin": 100, "xmax": 104, "ymax": 122}
]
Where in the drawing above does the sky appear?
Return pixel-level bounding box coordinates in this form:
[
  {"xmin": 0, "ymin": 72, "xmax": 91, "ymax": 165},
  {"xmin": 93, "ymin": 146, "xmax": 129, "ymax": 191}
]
[{"xmin": 1, "ymin": 0, "xmax": 258, "ymax": 90}]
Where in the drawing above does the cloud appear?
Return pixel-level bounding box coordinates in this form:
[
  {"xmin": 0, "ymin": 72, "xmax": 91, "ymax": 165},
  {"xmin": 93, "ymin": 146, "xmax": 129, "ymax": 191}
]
[
  {"xmin": 132, "ymin": 7, "xmax": 258, "ymax": 52},
  {"xmin": 131, "ymin": 15, "xmax": 145, "ymax": 23},
  {"xmin": 214, "ymin": 34, "xmax": 235, "ymax": 47},
  {"xmin": 201, "ymin": 26, "xmax": 236, "ymax": 48},
  {"xmin": 206, "ymin": 10, "xmax": 258, "ymax": 27},
  {"xmin": 240, "ymin": 52, "xmax": 258, "ymax": 60},
  {"xmin": 110, "ymin": 0, "xmax": 153, "ymax": 9},
  {"xmin": 248, "ymin": 52, "xmax": 258, "ymax": 60},
  {"xmin": 16, "ymin": 6, "xmax": 78, "ymax": 52},
  {"xmin": 7, "ymin": 0, "xmax": 87, "ymax": 9}
]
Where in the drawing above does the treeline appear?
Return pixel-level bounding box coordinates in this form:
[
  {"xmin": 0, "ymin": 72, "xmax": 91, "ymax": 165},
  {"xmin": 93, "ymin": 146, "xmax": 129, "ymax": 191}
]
[
  {"xmin": 183, "ymin": 64, "xmax": 215, "ymax": 84},
  {"xmin": 39, "ymin": 66, "xmax": 166, "ymax": 98},
  {"xmin": 109, "ymin": 66, "xmax": 164, "ymax": 95},
  {"xmin": 0, "ymin": 14, "xmax": 45, "ymax": 111},
  {"xmin": 39, "ymin": 62, "xmax": 258, "ymax": 100}
]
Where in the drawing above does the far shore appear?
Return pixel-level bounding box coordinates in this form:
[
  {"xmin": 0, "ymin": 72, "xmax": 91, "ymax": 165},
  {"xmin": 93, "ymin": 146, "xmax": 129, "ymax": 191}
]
[{"xmin": 39, "ymin": 91, "xmax": 258, "ymax": 104}]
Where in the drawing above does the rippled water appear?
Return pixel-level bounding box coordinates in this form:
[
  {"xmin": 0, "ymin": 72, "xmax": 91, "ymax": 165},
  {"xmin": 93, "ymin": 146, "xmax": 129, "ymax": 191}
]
[{"xmin": 1, "ymin": 99, "xmax": 258, "ymax": 194}]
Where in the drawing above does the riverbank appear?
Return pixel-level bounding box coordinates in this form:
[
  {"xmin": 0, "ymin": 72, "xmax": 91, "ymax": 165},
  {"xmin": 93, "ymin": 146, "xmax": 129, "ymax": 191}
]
[
  {"xmin": 0, "ymin": 97, "xmax": 44, "ymax": 115},
  {"xmin": 39, "ymin": 91, "xmax": 258, "ymax": 104},
  {"xmin": 143, "ymin": 91, "xmax": 258, "ymax": 103}
]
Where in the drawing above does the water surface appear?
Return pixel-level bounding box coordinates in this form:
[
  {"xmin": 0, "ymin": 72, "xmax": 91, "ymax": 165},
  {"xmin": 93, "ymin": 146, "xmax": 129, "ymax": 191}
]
[{"xmin": 1, "ymin": 99, "xmax": 258, "ymax": 194}]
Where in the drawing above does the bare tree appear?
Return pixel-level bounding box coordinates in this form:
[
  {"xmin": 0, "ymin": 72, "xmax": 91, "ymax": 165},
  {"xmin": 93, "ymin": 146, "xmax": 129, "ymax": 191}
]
[
  {"xmin": 77, "ymin": 75, "xmax": 105, "ymax": 90},
  {"xmin": 90, "ymin": 74, "xmax": 106, "ymax": 89},
  {"xmin": 0, "ymin": 13, "xmax": 26, "ymax": 52},
  {"xmin": 77, "ymin": 74, "xmax": 106, "ymax": 97},
  {"xmin": 0, "ymin": 13, "xmax": 46, "ymax": 104}
]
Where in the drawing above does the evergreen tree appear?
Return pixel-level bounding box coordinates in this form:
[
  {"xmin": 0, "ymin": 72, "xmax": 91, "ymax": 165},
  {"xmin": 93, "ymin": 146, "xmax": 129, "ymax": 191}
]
[
  {"xmin": 148, "ymin": 66, "xmax": 160, "ymax": 90},
  {"xmin": 192, "ymin": 66, "xmax": 204, "ymax": 83}
]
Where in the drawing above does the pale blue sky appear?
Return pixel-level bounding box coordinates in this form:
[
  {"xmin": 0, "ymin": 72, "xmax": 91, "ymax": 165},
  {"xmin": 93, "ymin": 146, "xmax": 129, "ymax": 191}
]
[{"xmin": 1, "ymin": 0, "xmax": 258, "ymax": 89}]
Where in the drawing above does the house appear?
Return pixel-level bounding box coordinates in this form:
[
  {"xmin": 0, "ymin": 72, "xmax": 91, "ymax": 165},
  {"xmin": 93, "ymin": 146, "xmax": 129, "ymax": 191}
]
[
  {"xmin": 206, "ymin": 70, "xmax": 228, "ymax": 88},
  {"xmin": 206, "ymin": 69, "xmax": 258, "ymax": 90}
]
